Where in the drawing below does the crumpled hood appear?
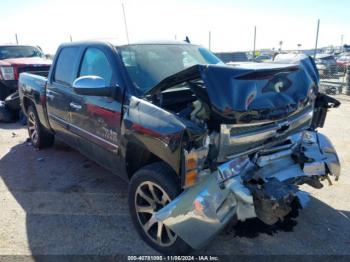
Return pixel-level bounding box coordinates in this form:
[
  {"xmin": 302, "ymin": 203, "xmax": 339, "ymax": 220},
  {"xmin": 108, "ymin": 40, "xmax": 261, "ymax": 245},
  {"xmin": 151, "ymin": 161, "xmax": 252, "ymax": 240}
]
[
  {"xmin": 147, "ymin": 56, "xmax": 319, "ymax": 124},
  {"xmin": 0, "ymin": 57, "xmax": 51, "ymax": 66}
]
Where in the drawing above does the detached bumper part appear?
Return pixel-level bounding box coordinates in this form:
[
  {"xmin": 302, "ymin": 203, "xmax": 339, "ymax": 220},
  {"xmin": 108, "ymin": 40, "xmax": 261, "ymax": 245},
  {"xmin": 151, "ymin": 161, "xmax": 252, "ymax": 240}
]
[{"xmin": 155, "ymin": 131, "xmax": 340, "ymax": 249}]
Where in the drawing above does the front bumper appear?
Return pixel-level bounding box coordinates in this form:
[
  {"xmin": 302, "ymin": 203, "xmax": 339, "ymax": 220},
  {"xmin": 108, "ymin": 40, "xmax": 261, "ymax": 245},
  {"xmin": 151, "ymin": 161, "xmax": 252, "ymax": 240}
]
[{"xmin": 155, "ymin": 131, "xmax": 340, "ymax": 249}]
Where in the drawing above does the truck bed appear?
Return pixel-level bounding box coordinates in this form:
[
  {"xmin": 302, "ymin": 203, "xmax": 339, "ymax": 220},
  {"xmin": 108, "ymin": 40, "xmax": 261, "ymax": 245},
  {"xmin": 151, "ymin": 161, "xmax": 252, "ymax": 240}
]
[{"xmin": 18, "ymin": 72, "xmax": 49, "ymax": 128}]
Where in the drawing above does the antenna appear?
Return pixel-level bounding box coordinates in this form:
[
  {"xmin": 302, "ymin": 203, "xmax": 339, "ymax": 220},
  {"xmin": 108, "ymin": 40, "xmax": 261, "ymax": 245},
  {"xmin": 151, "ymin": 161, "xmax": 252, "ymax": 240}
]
[
  {"xmin": 209, "ymin": 31, "xmax": 211, "ymax": 50},
  {"xmin": 253, "ymin": 26, "xmax": 256, "ymax": 61},
  {"xmin": 122, "ymin": 3, "xmax": 130, "ymax": 44},
  {"xmin": 314, "ymin": 19, "xmax": 320, "ymax": 59}
]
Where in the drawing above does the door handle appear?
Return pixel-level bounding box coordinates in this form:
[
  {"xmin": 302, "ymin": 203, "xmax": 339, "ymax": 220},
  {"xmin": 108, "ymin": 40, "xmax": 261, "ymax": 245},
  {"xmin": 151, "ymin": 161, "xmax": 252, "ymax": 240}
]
[{"xmin": 70, "ymin": 102, "xmax": 82, "ymax": 111}]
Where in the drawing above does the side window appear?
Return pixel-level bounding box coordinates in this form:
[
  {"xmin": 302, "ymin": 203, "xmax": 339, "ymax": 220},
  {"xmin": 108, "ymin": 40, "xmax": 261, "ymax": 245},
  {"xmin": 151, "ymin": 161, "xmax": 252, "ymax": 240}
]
[
  {"xmin": 54, "ymin": 47, "xmax": 79, "ymax": 86},
  {"xmin": 79, "ymin": 48, "xmax": 112, "ymax": 84}
]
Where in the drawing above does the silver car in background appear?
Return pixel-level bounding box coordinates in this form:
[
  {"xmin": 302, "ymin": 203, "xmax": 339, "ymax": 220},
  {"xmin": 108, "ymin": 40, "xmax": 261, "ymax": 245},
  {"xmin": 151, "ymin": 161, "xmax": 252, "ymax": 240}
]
[{"xmin": 315, "ymin": 54, "xmax": 337, "ymax": 77}]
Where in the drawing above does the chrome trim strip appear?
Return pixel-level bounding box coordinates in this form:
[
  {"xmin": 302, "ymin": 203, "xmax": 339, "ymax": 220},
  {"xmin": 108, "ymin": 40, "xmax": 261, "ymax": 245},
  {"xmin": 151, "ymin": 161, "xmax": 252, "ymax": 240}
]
[
  {"xmin": 48, "ymin": 113, "xmax": 118, "ymax": 150},
  {"xmin": 49, "ymin": 113, "xmax": 68, "ymax": 128},
  {"xmin": 228, "ymin": 120, "xmax": 275, "ymax": 127}
]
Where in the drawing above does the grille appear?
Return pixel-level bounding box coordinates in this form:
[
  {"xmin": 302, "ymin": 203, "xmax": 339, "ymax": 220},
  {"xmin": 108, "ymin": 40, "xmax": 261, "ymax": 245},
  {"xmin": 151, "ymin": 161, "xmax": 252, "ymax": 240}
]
[
  {"xmin": 217, "ymin": 106, "xmax": 313, "ymax": 162},
  {"xmin": 18, "ymin": 66, "xmax": 50, "ymax": 76}
]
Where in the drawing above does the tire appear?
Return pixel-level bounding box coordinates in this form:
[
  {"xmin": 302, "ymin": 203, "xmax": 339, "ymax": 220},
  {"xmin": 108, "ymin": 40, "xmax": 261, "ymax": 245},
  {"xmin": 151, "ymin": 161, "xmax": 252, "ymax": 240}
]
[
  {"xmin": 5, "ymin": 91, "xmax": 20, "ymax": 111},
  {"xmin": 128, "ymin": 162, "xmax": 192, "ymax": 255},
  {"xmin": 27, "ymin": 105, "xmax": 54, "ymax": 148},
  {"xmin": 0, "ymin": 102, "xmax": 15, "ymax": 122},
  {"xmin": 0, "ymin": 83, "xmax": 8, "ymax": 100}
]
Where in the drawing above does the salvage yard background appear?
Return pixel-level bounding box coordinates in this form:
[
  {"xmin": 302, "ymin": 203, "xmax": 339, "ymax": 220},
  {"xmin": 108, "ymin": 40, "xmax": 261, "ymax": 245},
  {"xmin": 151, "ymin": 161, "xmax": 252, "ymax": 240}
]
[{"xmin": 0, "ymin": 95, "xmax": 349, "ymax": 255}]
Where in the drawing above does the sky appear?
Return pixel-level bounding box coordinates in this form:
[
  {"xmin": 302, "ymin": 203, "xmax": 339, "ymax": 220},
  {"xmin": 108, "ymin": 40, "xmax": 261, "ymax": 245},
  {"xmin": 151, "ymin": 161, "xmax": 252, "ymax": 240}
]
[{"xmin": 0, "ymin": 0, "xmax": 349, "ymax": 54}]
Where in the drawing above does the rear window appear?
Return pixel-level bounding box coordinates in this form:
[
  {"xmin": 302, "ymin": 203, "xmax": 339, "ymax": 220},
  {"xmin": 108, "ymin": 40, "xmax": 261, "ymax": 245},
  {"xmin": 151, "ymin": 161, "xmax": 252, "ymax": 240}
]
[{"xmin": 54, "ymin": 47, "xmax": 79, "ymax": 86}]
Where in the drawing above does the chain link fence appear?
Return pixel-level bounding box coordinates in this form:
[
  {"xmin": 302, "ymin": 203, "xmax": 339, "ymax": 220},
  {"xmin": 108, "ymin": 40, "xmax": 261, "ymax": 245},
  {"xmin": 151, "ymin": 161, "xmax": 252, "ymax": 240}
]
[
  {"xmin": 214, "ymin": 49, "xmax": 350, "ymax": 97},
  {"xmin": 316, "ymin": 53, "xmax": 349, "ymax": 95}
]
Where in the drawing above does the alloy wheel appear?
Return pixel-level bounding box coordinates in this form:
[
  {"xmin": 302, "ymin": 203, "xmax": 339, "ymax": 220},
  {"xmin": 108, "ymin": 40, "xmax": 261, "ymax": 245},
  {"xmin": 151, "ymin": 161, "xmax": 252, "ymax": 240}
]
[
  {"xmin": 135, "ymin": 181, "xmax": 177, "ymax": 247},
  {"xmin": 28, "ymin": 111, "xmax": 39, "ymax": 144}
]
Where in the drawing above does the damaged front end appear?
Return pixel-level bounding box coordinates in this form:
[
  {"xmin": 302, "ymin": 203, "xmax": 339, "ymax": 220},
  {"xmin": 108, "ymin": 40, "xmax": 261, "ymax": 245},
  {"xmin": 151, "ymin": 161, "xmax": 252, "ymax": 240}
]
[
  {"xmin": 156, "ymin": 130, "xmax": 340, "ymax": 249},
  {"xmin": 151, "ymin": 57, "xmax": 341, "ymax": 250}
]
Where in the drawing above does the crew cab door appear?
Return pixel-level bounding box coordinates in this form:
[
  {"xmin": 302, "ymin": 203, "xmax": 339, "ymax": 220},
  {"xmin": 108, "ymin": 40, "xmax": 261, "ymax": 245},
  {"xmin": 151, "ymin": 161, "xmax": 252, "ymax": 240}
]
[
  {"xmin": 46, "ymin": 46, "xmax": 81, "ymax": 147},
  {"xmin": 69, "ymin": 46, "xmax": 123, "ymax": 173}
]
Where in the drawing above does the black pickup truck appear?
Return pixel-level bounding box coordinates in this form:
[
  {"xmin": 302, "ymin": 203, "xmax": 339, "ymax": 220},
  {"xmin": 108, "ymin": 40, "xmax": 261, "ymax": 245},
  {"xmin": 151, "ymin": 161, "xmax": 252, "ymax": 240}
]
[{"xmin": 19, "ymin": 41, "xmax": 341, "ymax": 254}]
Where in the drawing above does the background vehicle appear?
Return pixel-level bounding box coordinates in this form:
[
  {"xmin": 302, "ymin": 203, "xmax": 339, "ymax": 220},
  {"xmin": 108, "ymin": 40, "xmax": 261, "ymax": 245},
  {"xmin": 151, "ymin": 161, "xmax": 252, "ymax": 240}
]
[
  {"xmin": 0, "ymin": 45, "xmax": 51, "ymax": 100},
  {"xmin": 336, "ymin": 55, "xmax": 350, "ymax": 72},
  {"xmin": 315, "ymin": 54, "xmax": 337, "ymax": 77},
  {"xmin": 255, "ymin": 54, "xmax": 272, "ymax": 62},
  {"xmin": 214, "ymin": 51, "xmax": 249, "ymax": 63},
  {"xmin": 19, "ymin": 41, "xmax": 340, "ymax": 254}
]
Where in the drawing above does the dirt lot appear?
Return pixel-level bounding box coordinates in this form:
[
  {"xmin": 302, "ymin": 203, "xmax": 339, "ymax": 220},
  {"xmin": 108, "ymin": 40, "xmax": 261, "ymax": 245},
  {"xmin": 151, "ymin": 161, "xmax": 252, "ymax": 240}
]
[{"xmin": 1, "ymin": 95, "xmax": 350, "ymax": 256}]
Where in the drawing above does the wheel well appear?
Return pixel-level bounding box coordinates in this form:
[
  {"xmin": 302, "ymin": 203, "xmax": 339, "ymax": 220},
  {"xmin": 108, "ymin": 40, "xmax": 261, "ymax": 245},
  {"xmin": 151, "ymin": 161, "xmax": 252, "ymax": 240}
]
[
  {"xmin": 125, "ymin": 142, "xmax": 169, "ymax": 179},
  {"xmin": 22, "ymin": 97, "xmax": 34, "ymax": 113}
]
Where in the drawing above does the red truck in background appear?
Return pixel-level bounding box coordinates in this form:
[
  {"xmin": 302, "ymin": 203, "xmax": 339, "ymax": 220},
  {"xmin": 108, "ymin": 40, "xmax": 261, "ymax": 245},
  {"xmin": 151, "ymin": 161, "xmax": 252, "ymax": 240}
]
[{"xmin": 0, "ymin": 45, "xmax": 51, "ymax": 100}]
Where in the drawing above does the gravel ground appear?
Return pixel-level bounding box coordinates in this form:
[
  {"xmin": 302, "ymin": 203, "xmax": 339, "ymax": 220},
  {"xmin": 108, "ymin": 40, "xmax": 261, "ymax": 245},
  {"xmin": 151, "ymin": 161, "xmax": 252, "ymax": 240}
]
[{"xmin": 0, "ymin": 95, "xmax": 349, "ymax": 257}]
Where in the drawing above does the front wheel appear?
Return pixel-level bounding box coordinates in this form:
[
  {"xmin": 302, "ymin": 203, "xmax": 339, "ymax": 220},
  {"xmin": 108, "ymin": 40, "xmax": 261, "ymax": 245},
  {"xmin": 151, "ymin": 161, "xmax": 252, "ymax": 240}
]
[
  {"xmin": 128, "ymin": 162, "xmax": 192, "ymax": 255},
  {"xmin": 27, "ymin": 105, "xmax": 54, "ymax": 148}
]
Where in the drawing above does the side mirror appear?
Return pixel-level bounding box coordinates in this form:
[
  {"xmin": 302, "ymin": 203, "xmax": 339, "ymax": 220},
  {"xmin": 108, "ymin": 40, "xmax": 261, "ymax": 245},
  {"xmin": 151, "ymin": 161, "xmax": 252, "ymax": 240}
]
[{"xmin": 72, "ymin": 76, "xmax": 111, "ymax": 96}]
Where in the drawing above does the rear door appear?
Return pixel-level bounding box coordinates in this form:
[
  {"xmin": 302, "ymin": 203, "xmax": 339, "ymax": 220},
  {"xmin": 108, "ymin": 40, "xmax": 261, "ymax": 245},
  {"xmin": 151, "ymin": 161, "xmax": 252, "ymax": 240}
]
[
  {"xmin": 46, "ymin": 46, "xmax": 81, "ymax": 146},
  {"xmin": 68, "ymin": 46, "xmax": 123, "ymax": 172}
]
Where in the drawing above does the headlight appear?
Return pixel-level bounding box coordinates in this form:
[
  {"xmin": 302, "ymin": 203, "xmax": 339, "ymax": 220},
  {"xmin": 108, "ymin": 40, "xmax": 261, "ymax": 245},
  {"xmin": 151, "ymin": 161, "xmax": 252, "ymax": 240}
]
[
  {"xmin": 183, "ymin": 136, "xmax": 210, "ymax": 188},
  {"xmin": 0, "ymin": 66, "xmax": 15, "ymax": 80}
]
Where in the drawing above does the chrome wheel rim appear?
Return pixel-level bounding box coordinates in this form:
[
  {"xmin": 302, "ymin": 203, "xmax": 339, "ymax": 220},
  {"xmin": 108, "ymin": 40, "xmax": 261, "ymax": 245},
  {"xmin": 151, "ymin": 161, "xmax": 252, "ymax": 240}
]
[
  {"xmin": 135, "ymin": 181, "xmax": 177, "ymax": 247},
  {"xmin": 28, "ymin": 111, "xmax": 39, "ymax": 144}
]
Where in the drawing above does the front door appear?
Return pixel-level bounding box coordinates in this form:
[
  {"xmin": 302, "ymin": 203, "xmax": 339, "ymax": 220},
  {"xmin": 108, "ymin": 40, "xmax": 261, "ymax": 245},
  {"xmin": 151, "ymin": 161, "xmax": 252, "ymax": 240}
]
[{"xmin": 68, "ymin": 47, "xmax": 123, "ymax": 172}]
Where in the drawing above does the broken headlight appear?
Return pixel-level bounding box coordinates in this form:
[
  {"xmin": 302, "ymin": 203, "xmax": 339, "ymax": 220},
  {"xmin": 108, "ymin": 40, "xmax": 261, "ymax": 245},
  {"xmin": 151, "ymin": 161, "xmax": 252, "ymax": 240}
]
[{"xmin": 183, "ymin": 136, "xmax": 210, "ymax": 188}]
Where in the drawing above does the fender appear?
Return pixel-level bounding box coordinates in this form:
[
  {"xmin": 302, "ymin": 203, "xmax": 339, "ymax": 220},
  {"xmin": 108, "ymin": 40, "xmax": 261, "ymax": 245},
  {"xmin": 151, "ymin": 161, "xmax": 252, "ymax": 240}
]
[{"xmin": 120, "ymin": 96, "xmax": 206, "ymax": 175}]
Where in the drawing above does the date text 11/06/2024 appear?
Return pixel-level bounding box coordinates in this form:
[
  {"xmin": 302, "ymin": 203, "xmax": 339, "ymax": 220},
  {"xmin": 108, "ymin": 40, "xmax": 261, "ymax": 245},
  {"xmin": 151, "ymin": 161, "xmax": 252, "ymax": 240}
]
[{"xmin": 127, "ymin": 255, "xmax": 219, "ymax": 261}]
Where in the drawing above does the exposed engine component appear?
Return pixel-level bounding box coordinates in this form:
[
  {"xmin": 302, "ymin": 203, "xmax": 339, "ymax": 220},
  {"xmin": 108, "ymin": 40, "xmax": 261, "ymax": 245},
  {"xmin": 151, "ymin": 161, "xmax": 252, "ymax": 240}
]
[{"xmin": 190, "ymin": 100, "xmax": 210, "ymax": 123}]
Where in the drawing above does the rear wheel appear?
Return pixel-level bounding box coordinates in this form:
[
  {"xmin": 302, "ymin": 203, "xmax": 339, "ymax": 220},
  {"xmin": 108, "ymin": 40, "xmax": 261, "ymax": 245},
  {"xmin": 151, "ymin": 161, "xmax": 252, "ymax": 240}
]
[
  {"xmin": 27, "ymin": 105, "xmax": 54, "ymax": 148},
  {"xmin": 128, "ymin": 162, "xmax": 192, "ymax": 255}
]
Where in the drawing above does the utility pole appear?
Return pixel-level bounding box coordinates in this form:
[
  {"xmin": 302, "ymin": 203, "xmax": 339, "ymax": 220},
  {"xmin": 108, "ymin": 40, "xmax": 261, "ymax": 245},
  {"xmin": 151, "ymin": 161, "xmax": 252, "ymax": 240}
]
[
  {"xmin": 15, "ymin": 33, "xmax": 19, "ymax": 45},
  {"xmin": 279, "ymin": 40, "xmax": 283, "ymax": 51},
  {"xmin": 313, "ymin": 19, "xmax": 320, "ymax": 59},
  {"xmin": 341, "ymin": 34, "xmax": 344, "ymax": 52},
  {"xmin": 122, "ymin": 3, "xmax": 130, "ymax": 44},
  {"xmin": 208, "ymin": 31, "xmax": 211, "ymax": 51},
  {"xmin": 297, "ymin": 43, "xmax": 302, "ymax": 53},
  {"xmin": 253, "ymin": 26, "xmax": 256, "ymax": 60}
]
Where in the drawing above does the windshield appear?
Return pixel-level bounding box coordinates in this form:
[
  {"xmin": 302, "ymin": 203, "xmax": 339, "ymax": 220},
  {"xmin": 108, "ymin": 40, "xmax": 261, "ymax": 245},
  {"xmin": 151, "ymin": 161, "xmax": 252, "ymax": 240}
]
[
  {"xmin": 0, "ymin": 46, "xmax": 44, "ymax": 60},
  {"xmin": 118, "ymin": 44, "xmax": 222, "ymax": 93}
]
